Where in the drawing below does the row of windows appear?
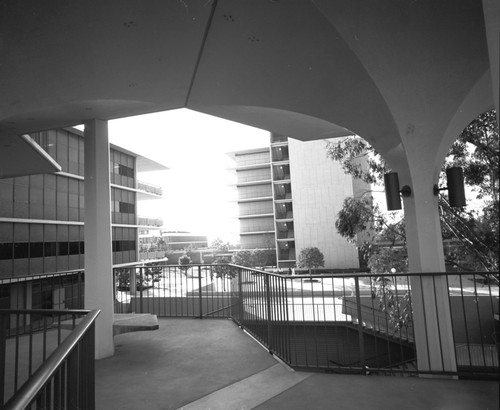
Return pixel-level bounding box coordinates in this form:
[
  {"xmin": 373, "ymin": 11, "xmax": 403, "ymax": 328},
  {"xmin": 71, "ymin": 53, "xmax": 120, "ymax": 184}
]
[
  {"xmin": 0, "ymin": 224, "xmax": 138, "ymax": 277},
  {"xmin": 118, "ymin": 201, "xmax": 135, "ymax": 214},
  {"xmin": 0, "ymin": 178, "xmax": 137, "ymax": 223},
  {"xmin": 30, "ymin": 130, "xmax": 137, "ymax": 190},
  {"xmin": 112, "ymin": 240, "xmax": 136, "ymax": 252},
  {"xmin": 0, "ymin": 175, "xmax": 84, "ymax": 222},
  {"xmin": 30, "ymin": 130, "xmax": 84, "ymax": 177},
  {"xmin": 0, "ymin": 240, "xmax": 137, "ymax": 261},
  {"xmin": 110, "ymin": 150, "xmax": 135, "ymax": 188},
  {"xmin": 114, "ymin": 163, "xmax": 134, "ymax": 178},
  {"xmin": 0, "ymin": 242, "xmax": 84, "ymax": 260}
]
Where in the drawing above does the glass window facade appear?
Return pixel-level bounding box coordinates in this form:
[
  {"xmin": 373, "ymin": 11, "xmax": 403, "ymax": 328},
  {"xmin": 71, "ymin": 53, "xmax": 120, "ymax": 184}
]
[{"xmin": 0, "ymin": 129, "xmax": 142, "ymax": 278}]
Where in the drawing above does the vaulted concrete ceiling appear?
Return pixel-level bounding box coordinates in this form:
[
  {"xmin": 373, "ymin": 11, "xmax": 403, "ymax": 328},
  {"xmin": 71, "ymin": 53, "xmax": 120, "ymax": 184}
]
[{"xmin": 0, "ymin": 0, "xmax": 496, "ymax": 177}]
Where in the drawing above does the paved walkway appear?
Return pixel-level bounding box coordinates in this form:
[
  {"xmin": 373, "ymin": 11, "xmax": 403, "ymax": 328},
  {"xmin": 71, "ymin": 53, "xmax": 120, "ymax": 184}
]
[{"xmin": 95, "ymin": 318, "xmax": 499, "ymax": 410}]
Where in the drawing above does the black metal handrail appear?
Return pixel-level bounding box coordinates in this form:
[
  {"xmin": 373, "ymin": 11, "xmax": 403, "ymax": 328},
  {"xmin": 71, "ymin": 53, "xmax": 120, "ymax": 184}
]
[{"xmin": 1, "ymin": 309, "xmax": 100, "ymax": 410}]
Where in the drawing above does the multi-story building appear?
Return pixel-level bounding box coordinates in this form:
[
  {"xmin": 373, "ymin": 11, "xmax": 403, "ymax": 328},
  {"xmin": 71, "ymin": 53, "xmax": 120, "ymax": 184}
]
[
  {"xmin": 230, "ymin": 146, "xmax": 277, "ymax": 266},
  {"xmin": 161, "ymin": 232, "xmax": 209, "ymax": 252},
  {"xmin": 230, "ymin": 134, "xmax": 368, "ymax": 270},
  {"xmin": 0, "ymin": 127, "xmax": 167, "ymax": 278}
]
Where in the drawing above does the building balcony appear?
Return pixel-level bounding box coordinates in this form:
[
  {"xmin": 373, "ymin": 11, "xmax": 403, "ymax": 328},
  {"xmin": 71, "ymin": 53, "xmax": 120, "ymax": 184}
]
[
  {"xmin": 276, "ymin": 230, "xmax": 294, "ymax": 240},
  {"xmin": 2, "ymin": 267, "xmax": 498, "ymax": 408},
  {"xmin": 270, "ymin": 134, "xmax": 289, "ymax": 144},
  {"xmin": 275, "ymin": 212, "xmax": 293, "ymax": 221},
  {"xmin": 277, "ymin": 248, "xmax": 296, "ymax": 261},
  {"xmin": 238, "ymin": 213, "xmax": 274, "ymax": 219},
  {"xmin": 240, "ymin": 230, "xmax": 275, "ymax": 236},
  {"xmin": 237, "ymin": 195, "xmax": 273, "ymax": 202},
  {"xmin": 137, "ymin": 180, "xmax": 163, "ymax": 197},
  {"xmin": 271, "ymin": 145, "xmax": 289, "ymax": 162},
  {"xmin": 272, "ymin": 164, "xmax": 291, "ymax": 181},
  {"xmin": 137, "ymin": 216, "xmax": 163, "ymax": 227},
  {"xmin": 234, "ymin": 162, "xmax": 271, "ymax": 171}
]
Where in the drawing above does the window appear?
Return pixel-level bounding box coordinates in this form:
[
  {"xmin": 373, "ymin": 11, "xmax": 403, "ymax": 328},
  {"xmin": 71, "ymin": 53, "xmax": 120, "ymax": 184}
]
[
  {"xmin": 30, "ymin": 242, "xmax": 44, "ymax": 258},
  {"xmin": 118, "ymin": 164, "xmax": 134, "ymax": 178},
  {"xmin": 119, "ymin": 201, "xmax": 135, "ymax": 214},
  {"xmin": 13, "ymin": 243, "xmax": 29, "ymax": 259},
  {"xmin": 0, "ymin": 244, "xmax": 13, "ymax": 260},
  {"xmin": 44, "ymin": 242, "xmax": 57, "ymax": 257}
]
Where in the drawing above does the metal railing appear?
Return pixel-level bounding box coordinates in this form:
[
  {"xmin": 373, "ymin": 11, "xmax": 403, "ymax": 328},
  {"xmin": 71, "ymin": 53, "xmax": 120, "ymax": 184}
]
[
  {"xmin": 114, "ymin": 264, "xmax": 237, "ymax": 318},
  {"xmin": 0, "ymin": 270, "xmax": 85, "ymax": 315},
  {"xmin": 0, "ymin": 309, "xmax": 99, "ymax": 409},
  {"xmin": 113, "ymin": 264, "xmax": 499, "ymax": 379},
  {"xmin": 137, "ymin": 181, "xmax": 163, "ymax": 196}
]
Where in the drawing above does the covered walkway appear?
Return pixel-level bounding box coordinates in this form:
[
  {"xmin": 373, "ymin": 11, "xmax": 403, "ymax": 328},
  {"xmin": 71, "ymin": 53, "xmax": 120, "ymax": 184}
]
[{"xmin": 95, "ymin": 319, "xmax": 498, "ymax": 410}]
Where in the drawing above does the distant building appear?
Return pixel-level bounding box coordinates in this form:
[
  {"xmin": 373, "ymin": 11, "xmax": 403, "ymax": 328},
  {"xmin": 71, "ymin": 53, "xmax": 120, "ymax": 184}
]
[
  {"xmin": 161, "ymin": 232, "xmax": 209, "ymax": 251},
  {"xmin": 230, "ymin": 134, "xmax": 368, "ymax": 270},
  {"xmin": 0, "ymin": 127, "xmax": 167, "ymax": 278}
]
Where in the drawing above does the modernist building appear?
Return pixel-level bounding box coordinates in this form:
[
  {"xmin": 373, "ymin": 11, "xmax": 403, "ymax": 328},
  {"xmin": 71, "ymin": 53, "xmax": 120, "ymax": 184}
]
[
  {"xmin": 161, "ymin": 232, "xmax": 209, "ymax": 252},
  {"xmin": 231, "ymin": 134, "xmax": 369, "ymax": 270},
  {"xmin": 0, "ymin": 127, "xmax": 167, "ymax": 278},
  {"xmin": 1, "ymin": 0, "xmax": 496, "ymax": 373}
]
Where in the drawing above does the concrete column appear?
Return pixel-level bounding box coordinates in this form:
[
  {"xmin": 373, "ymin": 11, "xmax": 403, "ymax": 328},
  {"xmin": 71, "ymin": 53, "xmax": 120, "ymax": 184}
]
[
  {"xmin": 482, "ymin": 0, "xmax": 499, "ymax": 125},
  {"xmin": 84, "ymin": 119, "xmax": 114, "ymax": 359},
  {"xmin": 402, "ymin": 175, "xmax": 457, "ymax": 374}
]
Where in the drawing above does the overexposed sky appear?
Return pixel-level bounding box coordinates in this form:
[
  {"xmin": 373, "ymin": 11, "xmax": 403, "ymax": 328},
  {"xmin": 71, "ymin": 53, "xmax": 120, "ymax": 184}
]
[{"xmin": 108, "ymin": 109, "xmax": 270, "ymax": 243}]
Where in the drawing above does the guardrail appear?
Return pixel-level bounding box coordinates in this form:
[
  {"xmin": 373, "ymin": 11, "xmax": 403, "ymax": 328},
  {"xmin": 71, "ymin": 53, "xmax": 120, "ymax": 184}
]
[
  {"xmin": 113, "ymin": 264, "xmax": 499, "ymax": 378},
  {"xmin": 114, "ymin": 264, "xmax": 237, "ymax": 318},
  {"xmin": 0, "ymin": 270, "xmax": 85, "ymax": 316},
  {"xmin": 0, "ymin": 309, "xmax": 99, "ymax": 409},
  {"xmin": 137, "ymin": 181, "xmax": 163, "ymax": 196}
]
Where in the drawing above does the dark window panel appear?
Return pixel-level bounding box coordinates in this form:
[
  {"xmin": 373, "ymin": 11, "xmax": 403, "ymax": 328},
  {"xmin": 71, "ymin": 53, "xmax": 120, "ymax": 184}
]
[
  {"xmin": 69, "ymin": 241, "xmax": 80, "ymax": 255},
  {"xmin": 58, "ymin": 242, "xmax": 69, "ymax": 256},
  {"xmin": 44, "ymin": 242, "xmax": 57, "ymax": 257},
  {"xmin": 30, "ymin": 242, "xmax": 44, "ymax": 258},
  {"xmin": 0, "ymin": 244, "xmax": 13, "ymax": 260},
  {"xmin": 13, "ymin": 243, "xmax": 29, "ymax": 259}
]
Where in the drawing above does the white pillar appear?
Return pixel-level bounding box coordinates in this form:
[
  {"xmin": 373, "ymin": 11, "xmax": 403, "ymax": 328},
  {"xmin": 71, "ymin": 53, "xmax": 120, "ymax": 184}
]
[
  {"xmin": 403, "ymin": 176, "xmax": 457, "ymax": 375},
  {"xmin": 482, "ymin": 0, "xmax": 499, "ymax": 125},
  {"xmin": 84, "ymin": 119, "xmax": 114, "ymax": 359}
]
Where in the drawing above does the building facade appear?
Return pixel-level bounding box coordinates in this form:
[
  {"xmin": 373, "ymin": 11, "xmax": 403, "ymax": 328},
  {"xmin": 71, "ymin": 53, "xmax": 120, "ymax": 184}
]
[
  {"xmin": 0, "ymin": 127, "xmax": 166, "ymax": 278},
  {"xmin": 231, "ymin": 134, "xmax": 367, "ymax": 270}
]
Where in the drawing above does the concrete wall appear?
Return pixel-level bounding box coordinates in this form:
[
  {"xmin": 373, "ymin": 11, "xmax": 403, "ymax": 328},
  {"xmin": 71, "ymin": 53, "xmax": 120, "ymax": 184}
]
[{"xmin": 288, "ymin": 138, "xmax": 360, "ymax": 269}]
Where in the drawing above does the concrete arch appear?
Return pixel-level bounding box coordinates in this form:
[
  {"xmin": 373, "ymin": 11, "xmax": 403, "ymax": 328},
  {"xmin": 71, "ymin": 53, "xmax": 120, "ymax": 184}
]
[{"xmin": 436, "ymin": 70, "xmax": 496, "ymax": 180}]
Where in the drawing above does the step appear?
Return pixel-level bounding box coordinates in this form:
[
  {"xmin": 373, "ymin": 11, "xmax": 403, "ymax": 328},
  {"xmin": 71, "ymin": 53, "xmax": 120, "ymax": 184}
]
[{"xmin": 56, "ymin": 313, "xmax": 159, "ymax": 336}]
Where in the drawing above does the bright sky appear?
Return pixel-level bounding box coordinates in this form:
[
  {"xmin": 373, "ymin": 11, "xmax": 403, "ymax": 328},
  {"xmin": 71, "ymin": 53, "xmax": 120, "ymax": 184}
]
[{"xmin": 108, "ymin": 109, "xmax": 270, "ymax": 243}]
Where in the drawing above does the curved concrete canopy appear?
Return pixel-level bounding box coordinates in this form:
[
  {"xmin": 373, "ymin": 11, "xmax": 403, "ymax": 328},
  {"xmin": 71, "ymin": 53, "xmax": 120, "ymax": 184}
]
[{"xmin": 0, "ymin": 0, "xmax": 496, "ymax": 174}]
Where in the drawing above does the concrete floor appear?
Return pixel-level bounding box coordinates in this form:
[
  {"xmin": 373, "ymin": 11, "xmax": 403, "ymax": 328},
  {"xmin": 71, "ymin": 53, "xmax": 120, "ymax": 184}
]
[{"xmin": 95, "ymin": 318, "xmax": 499, "ymax": 410}]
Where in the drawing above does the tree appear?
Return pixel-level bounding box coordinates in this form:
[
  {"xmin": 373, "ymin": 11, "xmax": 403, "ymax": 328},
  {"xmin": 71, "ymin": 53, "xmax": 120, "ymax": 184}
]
[
  {"xmin": 327, "ymin": 109, "xmax": 499, "ymax": 277},
  {"xmin": 297, "ymin": 247, "xmax": 325, "ymax": 274},
  {"xmin": 231, "ymin": 250, "xmax": 253, "ymax": 267},
  {"xmin": 231, "ymin": 249, "xmax": 270, "ymax": 270},
  {"xmin": 178, "ymin": 253, "xmax": 192, "ymax": 275},
  {"xmin": 211, "ymin": 238, "xmax": 231, "ymax": 253},
  {"xmin": 251, "ymin": 249, "xmax": 269, "ymax": 269}
]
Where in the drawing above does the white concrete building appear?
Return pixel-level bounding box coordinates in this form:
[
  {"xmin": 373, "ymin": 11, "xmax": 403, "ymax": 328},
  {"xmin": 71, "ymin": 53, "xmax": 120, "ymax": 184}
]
[{"xmin": 231, "ymin": 134, "xmax": 368, "ymax": 270}]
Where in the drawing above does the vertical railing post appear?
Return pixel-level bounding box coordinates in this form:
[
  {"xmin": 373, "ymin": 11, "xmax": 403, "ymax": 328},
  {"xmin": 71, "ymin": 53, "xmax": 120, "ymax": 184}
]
[
  {"xmin": 354, "ymin": 276, "xmax": 366, "ymax": 372},
  {"xmin": 138, "ymin": 268, "xmax": 143, "ymax": 313},
  {"xmin": 265, "ymin": 275, "xmax": 273, "ymax": 354},
  {"xmin": 67, "ymin": 348, "xmax": 79, "ymax": 408},
  {"xmin": 198, "ymin": 265, "xmax": 203, "ymax": 319},
  {"xmin": 78, "ymin": 271, "xmax": 84, "ymax": 309},
  {"xmin": 129, "ymin": 268, "xmax": 137, "ymax": 313},
  {"xmin": 237, "ymin": 268, "xmax": 244, "ymax": 324},
  {"xmin": 0, "ymin": 314, "xmax": 6, "ymax": 406}
]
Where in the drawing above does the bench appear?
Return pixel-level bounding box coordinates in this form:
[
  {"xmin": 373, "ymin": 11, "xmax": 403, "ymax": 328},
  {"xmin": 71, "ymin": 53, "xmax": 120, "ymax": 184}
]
[{"xmin": 113, "ymin": 313, "xmax": 159, "ymax": 336}]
